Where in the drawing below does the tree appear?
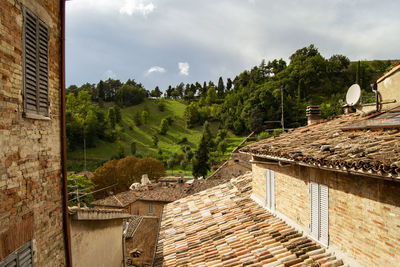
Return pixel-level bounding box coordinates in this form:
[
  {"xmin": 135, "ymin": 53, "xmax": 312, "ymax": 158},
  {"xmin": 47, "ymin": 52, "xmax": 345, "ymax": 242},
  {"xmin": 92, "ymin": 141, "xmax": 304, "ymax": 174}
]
[
  {"xmin": 134, "ymin": 111, "xmax": 142, "ymax": 126},
  {"xmin": 192, "ymin": 135, "xmax": 210, "ymax": 178},
  {"xmin": 150, "ymin": 86, "xmax": 162, "ymax": 98},
  {"xmin": 97, "ymin": 80, "xmax": 105, "ymax": 101},
  {"xmin": 134, "ymin": 158, "xmax": 165, "ymax": 182},
  {"xmin": 157, "ymin": 99, "xmax": 166, "ymax": 111},
  {"xmin": 107, "ymin": 107, "xmax": 116, "ymax": 128},
  {"xmin": 114, "ymin": 142, "xmax": 125, "ymax": 159},
  {"xmin": 84, "ymin": 109, "xmax": 98, "ymax": 147},
  {"xmin": 226, "ymin": 78, "xmax": 232, "ymax": 91},
  {"xmin": 131, "ymin": 141, "xmax": 137, "ymax": 155},
  {"xmin": 116, "ymin": 156, "xmax": 139, "ymax": 187},
  {"xmin": 91, "ymin": 160, "xmax": 118, "ymax": 198},
  {"xmin": 67, "ymin": 174, "xmax": 95, "ymax": 206},
  {"xmin": 217, "ymin": 76, "xmax": 225, "ymax": 97},
  {"xmin": 159, "ymin": 118, "xmax": 169, "ymax": 135},
  {"xmin": 217, "ymin": 140, "xmax": 228, "ymax": 155},
  {"xmin": 141, "ymin": 110, "xmax": 149, "ymax": 124},
  {"xmin": 184, "ymin": 103, "xmax": 200, "ymax": 128},
  {"xmin": 205, "ymin": 87, "xmax": 217, "ymax": 105},
  {"xmin": 152, "ymin": 135, "xmax": 159, "ymax": 146},
  {"xmin": 115, "ymin": 83, "xmax": 147, "ymax": 106},
  {"xmin": 115, "ymin": 106, "xmax": 122, "ymax": 123}
]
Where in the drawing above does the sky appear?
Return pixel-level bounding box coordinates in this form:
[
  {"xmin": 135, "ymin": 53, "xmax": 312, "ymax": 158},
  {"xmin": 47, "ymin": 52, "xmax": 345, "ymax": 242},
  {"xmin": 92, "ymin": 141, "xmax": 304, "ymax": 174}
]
[{"xmin": 66, "ymin": 0, "xmax": 400, "ymax": 91}]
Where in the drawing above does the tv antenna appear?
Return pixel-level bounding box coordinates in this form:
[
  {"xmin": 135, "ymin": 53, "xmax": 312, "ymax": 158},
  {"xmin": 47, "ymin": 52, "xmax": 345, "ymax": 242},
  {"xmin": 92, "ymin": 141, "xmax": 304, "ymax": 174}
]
[{"xmin": 345, "ymin": 84, "xmax": 361, "ymax": 106}]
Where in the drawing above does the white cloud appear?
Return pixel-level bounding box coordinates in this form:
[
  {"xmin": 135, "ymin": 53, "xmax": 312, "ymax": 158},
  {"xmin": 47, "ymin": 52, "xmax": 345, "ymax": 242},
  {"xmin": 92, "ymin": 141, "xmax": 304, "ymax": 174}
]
[
  {"xmin": 178, "ymin": 62, "xmax": 189, "ymax": 76},
  {"xmin": 104, "ymin": 69, "xmax": 117, "ymax": 79},
  {"xmin": 146, "ymin": 66, "xmax": 166, "ymax": 75},
  {"xmin": 120, "ymin": 0, "xmax": 155, "ymax": 16}
]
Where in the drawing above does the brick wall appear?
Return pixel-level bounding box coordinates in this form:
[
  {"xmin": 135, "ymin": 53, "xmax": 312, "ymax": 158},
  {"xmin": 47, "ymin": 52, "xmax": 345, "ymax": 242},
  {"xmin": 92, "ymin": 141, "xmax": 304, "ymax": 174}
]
[
  {"xmin": 0, "ymin": 0, "xmax": 66, "ymax": 265},
  {"xmin": 252, "ymin": 162, "xmax": 400, "ymax": 266}
]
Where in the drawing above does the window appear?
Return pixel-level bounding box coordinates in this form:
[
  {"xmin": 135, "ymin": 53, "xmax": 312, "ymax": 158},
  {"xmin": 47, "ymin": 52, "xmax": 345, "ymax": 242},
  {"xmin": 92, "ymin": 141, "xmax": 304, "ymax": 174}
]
[
  {"xmin": 0, "ymin": 241, "xmax": 33, "ymax": 267},
  {"xmin": 148, "ymin": 204, "xmax": 153, "ymax": 215},
  {"xmin": 23, "ymin": 7, "xmax": 49, "ymax": 118},
  {"xmin": 265, "ymin": 169, "xmax": 275, "ymax": 211},
  {"xmin": 310, "ymin": 182, "xmax": 329, "ymax": 246}
]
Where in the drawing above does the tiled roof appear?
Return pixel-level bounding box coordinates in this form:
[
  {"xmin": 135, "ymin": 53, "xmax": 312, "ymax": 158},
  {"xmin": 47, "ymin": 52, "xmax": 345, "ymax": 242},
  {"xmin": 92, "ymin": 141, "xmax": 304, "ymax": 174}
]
[
  {"xmin": 92, "ymin": 190, "xmax": 141, "ymax": 207},
  {"xmin": 68, "ymin": 207, "xmax": 131, "ymax": 221},
  {"xmin": 154, "ymin": 174, "xmax": 344, "ymax": 266},
  {"xmin": 139, "ymin": 186, "xmax": 188, "ymax": 202},
  {"xmin": 93, "ymin": 176, "xmax": 234, "ymax": 207},
  {"xmin": 125, "ymin": 215, "xmax": 143, "ymax": 239},
  {"xmin": 241, "ymin": 112, "xmax": 400, "ymax": 180}
]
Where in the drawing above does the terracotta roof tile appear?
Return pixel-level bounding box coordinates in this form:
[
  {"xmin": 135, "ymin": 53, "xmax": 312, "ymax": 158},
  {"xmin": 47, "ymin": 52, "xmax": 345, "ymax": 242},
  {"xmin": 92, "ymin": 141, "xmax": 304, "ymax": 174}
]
[
  {"xmin": 125, "ymin": 215, "xmax": 143, "ymax": 238},
  {"xmin": 154, "ymin": 174, "xmax": 345, "ymax": 266},
  {"xmin": 240, "ymin": 111, "xmax": 400, "ymax": 179}
]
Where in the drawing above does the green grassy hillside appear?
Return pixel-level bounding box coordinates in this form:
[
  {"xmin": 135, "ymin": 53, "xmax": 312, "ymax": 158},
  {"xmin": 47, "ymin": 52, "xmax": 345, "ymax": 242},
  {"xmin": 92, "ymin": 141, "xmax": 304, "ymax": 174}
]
[{"xmin": 67, "ymin": 99, "xmax": 244, "ymax": 173}]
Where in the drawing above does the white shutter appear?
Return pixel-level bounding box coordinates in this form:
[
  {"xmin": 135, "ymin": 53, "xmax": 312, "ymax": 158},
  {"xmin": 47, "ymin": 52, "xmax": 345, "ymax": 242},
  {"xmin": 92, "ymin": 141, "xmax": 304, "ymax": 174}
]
[
  {"xmin": 319, "ymin": 184, "xmax": 329, "ymax": 246},
  {"xmin": 270, "ymin": 170, "xmax": 275, "ymax": 211},
  {"xmin": 310, "ymin": 182, "xmax": 319, "ymax": 240},
  {"xmin": 265, "ymin": 170, "xmax": 270, "ymax": 208}
]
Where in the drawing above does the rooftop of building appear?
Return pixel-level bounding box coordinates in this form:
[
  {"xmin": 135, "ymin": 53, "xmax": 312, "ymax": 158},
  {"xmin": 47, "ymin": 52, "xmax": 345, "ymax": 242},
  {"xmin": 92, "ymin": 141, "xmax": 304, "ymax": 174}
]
[
  {"xmin": 92, "ymin": 174, "xmax": 234, "ymax": 208},
  {"xmin": 241, "ymin": 109, "xmax": 400, "ymax": 180},
  {"xmin": 154, "ymin": 173, "xmax": 344, "ymax": 266},
  {"xmin": 68, "ymin": 207, "xmax": 131, "ymax": 221}
]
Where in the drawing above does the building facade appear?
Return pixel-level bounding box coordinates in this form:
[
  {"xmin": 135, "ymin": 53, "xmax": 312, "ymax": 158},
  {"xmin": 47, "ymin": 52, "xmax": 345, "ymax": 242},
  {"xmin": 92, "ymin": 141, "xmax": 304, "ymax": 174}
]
[
  {"xmin": 0, "ymin": 0, "xmax": 68, "ymax": 266},
  {"xmin": 242, "ymin": 110, "xmax": 400, "ymax": 266}
]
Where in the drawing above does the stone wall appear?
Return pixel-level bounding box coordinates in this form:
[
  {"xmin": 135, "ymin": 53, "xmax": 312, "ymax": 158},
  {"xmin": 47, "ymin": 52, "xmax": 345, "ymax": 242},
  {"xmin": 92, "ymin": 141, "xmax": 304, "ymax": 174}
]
[
  {"xmin": 252, "ymin": 162, "xmax": 400, "ymax": 266},
  {"xmin": 0, "ymin": 0, "xmax": 66, "ymax": 265},
  {"xmin": 129, "ymin": 200, "xmax": 165, "ymax": 217},
  {"xmin": 377, "ymin": 64, "xmax": 400, "ymax": 111}
]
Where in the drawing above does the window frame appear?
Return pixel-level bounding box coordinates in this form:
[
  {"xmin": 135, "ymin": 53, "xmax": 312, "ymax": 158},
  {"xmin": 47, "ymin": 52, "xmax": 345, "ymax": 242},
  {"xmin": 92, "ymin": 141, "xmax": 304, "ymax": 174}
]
[
  {"xmin": 22, "ymin": 7, "xmax": 50, "ymax": 120},
  {"xmin": 148, "ymin": 204, "xmax": 154, "ymax": 215}
]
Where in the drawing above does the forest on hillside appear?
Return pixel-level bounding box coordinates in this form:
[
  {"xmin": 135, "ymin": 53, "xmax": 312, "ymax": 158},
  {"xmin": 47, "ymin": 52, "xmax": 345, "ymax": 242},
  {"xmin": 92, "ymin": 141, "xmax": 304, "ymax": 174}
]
[{"xmin": 66, "ymin": 44, "xmax": 395, "ymax": 176}]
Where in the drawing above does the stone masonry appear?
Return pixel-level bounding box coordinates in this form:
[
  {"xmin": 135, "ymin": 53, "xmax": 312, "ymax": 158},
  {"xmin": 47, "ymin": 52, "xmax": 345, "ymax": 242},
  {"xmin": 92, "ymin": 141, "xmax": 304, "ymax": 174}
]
[
  {"xmin": 252, "ymin": 162, "xmax": 400, "ymax": 267},
  {"xmin": 0, "ymin": 0, "xmax": 66, "ymax": 266}
]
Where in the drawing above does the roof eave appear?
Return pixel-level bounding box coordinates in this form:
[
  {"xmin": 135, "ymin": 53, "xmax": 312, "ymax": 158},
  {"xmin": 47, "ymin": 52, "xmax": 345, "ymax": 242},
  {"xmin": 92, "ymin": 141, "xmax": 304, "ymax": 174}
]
[{"xmin": 246, "ymin": 152, "xmax": 400, "ymax": 182}]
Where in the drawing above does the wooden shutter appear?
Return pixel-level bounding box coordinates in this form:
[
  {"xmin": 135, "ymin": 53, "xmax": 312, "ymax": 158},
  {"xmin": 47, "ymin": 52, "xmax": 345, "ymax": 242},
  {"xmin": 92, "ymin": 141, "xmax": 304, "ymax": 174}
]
[
  {"xmin": 23, "ymin": 8, "xmax": 49, "ymax": 117},
  {"xmin": 310, "ymin": 182, "xmax": 319, "ymax": 240},
  {"xmin": 0, "ymin": 241, "xmax": 33, "ymax": 267},
  {"xmin": 270, "ymin": 170, "xmax": 275, "ymax": 211},
  {"xmin": 319, "ymin": 184, "xmax": 329, "ymax": 246}
]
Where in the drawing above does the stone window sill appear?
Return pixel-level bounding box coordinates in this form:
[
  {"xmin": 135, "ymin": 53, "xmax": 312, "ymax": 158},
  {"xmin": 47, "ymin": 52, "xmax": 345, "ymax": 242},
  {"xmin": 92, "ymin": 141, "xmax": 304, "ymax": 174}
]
[{"xmin": 23, "ymin": 112, "xmax": 51, "ymax": 121}]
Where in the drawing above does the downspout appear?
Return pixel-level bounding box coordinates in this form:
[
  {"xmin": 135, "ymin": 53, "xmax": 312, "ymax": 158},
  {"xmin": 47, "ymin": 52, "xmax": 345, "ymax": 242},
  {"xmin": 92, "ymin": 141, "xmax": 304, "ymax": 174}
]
[{"xmin": 60, "ymin": 0, "xmax": 72, "ymax": 266}]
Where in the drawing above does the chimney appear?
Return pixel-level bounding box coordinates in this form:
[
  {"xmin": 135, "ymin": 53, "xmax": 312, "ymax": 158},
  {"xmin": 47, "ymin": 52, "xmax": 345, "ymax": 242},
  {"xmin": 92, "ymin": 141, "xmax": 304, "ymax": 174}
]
[{"xmin": 306, "ymin": 106, "xmax": 321, "ymax": 125}]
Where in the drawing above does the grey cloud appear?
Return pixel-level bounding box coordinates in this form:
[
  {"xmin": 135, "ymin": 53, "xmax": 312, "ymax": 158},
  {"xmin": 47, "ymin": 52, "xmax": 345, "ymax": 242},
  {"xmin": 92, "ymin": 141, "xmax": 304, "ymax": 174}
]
[{"xmin": 66, "ymin": 0, "xmax": 400, "ymax": 90}]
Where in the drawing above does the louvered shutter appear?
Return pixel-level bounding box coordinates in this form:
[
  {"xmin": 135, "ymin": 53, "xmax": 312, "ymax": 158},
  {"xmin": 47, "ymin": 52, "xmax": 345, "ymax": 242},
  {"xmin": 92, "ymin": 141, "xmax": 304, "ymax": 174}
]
[
  {"xmin": 270, "ymin": 170, "xmax": 275, "ymax": 211},
  {"xmin": 319, "ymin": 184, "xmax": 329, "ymax": 246},
  {"xmin": 23, "ymin": 8, "xmax": 49, "ymax": 117},
  {"xmin": 265, "ymin": 169, "xmax": 270, "ymax": 208},
  {"xmin": 0, "ymin": 241, "xmax": 33, "ymax": 267},
  {"xmin": 310, "ymin": 182, "xmax": 319, "ymax": 240}
]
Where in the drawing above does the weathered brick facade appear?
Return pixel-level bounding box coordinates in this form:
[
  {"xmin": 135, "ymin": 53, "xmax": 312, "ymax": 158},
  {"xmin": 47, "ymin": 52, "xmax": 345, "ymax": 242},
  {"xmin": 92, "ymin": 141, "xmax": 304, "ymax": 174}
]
[
  {"xmin": 252, "ymin": 162, "xmax": 400, "ymax": 266},
  {"xmin": 0, "ymin": 0, "xmax": 66, "ymax": 265}
]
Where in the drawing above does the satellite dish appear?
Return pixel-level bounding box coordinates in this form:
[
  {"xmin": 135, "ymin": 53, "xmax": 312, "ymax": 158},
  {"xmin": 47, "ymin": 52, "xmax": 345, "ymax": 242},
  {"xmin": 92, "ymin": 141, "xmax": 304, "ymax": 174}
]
[{"xmin": 346, "ymin": 84, "xmax": 361, "ymax": 106}]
